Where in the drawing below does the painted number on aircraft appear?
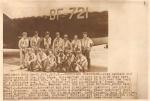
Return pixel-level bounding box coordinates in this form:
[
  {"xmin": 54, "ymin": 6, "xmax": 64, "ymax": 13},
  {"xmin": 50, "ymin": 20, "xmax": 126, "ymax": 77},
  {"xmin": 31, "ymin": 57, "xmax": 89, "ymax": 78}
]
[{"xmin": 49, "ymin": 7, "xmax": 88, "ymax": 20}]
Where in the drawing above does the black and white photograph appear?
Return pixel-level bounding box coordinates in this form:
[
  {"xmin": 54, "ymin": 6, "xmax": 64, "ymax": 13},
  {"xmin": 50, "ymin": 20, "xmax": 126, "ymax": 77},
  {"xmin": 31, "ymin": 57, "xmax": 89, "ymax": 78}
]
[{"xmin": 3, "ymin": 3, "xmax": 108, "ymax": 73}]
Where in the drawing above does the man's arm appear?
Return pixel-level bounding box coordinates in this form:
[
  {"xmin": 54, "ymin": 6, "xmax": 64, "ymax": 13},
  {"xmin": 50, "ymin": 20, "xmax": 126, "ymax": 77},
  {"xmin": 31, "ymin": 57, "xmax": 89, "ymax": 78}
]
[
  {"xmin": 89, "ymin": 39, "xmax": 94, "ymax": 47},
  {"xmin": 18, "ymin": 39, "xmax": 21, "ymax": 49},
  {"xmin": 25, "ymin": 39, "xmax": 29, "ymax": 48},
  {"xmin": 52, "ymin": 39, "xmax": 56, "ymax": 51}
]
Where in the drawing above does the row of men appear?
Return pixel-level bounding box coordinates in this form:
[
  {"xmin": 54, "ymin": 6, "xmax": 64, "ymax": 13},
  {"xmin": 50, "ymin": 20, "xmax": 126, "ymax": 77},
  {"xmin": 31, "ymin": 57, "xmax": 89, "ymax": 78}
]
[
  {"xmin": 23, "ymin": 48, "xmax": 88, "ymax": 72},
  {"xmin": 18, "ymin": 31, "xmax": 94, "ymax": 71}
]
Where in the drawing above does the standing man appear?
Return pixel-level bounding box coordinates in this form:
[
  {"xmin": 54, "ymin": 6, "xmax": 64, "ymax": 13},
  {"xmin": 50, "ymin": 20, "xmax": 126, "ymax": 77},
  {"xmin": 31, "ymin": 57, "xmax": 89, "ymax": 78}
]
[
  {"xmin": 43, "ymin": 31, "xmax": 52, "ymax": 54},
  {"xmin": 43, "ymin": 31, "xmax": 52, "ymax": 49},
  {"xmin": 81, "ymin": 32, "xmax": 94, "ymax": 69},
  {"xmin": 62, "ymin": 34, "xmax": 72, "ymax": 54},
  {"xmin": 30, "ymin": 31, "xmax": 41, "ymax": 54},
  {"xmin": 18, "ymin": 32, "xmax": 29, "ymax": 69},
  {"xmin": 52, "ymin": 32, "xmax": 63, "ymax": 55},
  {"xmin": 72, "ymin": 35, "xmax": 82, "ymax": 55}
]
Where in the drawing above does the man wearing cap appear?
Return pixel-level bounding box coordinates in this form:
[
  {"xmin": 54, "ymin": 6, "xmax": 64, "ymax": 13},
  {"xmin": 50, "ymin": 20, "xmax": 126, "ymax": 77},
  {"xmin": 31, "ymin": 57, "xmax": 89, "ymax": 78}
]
[
  {"xmin": 18, "ymin": 32, "xmax": 29, "ymax": 69},
  {"xmin": 52, "ymin": 32, "xmax": 63, "ymax": 55},
  {"xmin": 81, "ymin": 32, "xmax": 94, "ymax": 69},
  {"xmin": 72, "ymin": 35, "xmax": 82, "ymax": 55},
  {"xmin": 62, "ymin": 34, "xmax": 72, "ymax": 54},
  {"xmin": 30, "ymin": 31, "xmax": 41, "ymax": 53}
]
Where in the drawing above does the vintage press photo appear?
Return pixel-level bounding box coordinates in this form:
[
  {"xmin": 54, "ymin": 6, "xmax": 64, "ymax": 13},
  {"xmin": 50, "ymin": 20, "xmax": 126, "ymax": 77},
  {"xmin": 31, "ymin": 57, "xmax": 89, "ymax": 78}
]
[{"xmin": 2, "ymin": 0, "xmax": 148, "ymax": 100}]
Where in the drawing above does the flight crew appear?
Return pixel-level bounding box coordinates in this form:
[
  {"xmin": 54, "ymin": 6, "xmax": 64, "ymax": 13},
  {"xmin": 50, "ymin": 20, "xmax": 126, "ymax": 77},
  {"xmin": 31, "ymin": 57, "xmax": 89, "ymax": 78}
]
[
  {"xmin": 18, "ymin": 31, "xmax": 94, "ymax": 72},
  {"xmin": 81, "ymin": 32, "xmax": 94, "ymax": 69},
  {"xmin": 52, "ymin": 32, "xmax": 64, "ymax": 55},
  {"xmin": 72, "ymin": 35, "xmax": 82, "ymax": 55},
  {"xmin": 18, "ymin": 32, "xmax": 29, "ymax": 69}
]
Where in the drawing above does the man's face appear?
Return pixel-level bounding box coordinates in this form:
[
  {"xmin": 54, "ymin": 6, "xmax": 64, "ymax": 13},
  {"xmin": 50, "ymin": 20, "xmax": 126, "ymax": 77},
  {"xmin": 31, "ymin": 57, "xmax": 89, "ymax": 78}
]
[
  {"xmin": 83, "ymin": 33, "xmax": 87, "ymax": 38},
  {"xmin": 56, "ymin": 32, "xmax": 60, "ymax": 38},
  {"xmin": 23, "ymin": 34, "xmax": 27, "ymax": 38},
  {"xmin": 45, "ymin": 34, "xmax": 49, "ymax": 38},
  {"xmin": 35, "ymin": 33, "xmax": 38, "ymax": 37},
  {"xmin": 74, "ymin": 35, "xmax": 78, "ymax": 39}
]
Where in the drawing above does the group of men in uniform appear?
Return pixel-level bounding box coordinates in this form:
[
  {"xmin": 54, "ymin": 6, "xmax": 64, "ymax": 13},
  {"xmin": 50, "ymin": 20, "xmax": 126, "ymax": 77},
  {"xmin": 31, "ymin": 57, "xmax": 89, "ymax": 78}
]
[{"xmin": 18, "ymin": 31, "xmax": 94, "ymax": 72}]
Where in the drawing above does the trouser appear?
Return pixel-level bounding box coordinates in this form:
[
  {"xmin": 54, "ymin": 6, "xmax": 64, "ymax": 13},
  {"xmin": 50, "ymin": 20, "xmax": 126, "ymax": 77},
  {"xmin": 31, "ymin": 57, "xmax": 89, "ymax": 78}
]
[
  {"xmin": 45, "ymin": 63, "xmax": 57, "ymax": 72},
  {"xmin": 53, "ymin": 49, "xmax": 59, "ymax": 56},
  {"xmin": 82, "ymin": 50, "xmax": 91, "ymax": 69},
  {"xmin": 44, "ymin": 48, "xmax": 52, "ymax": 55},
  {"xmin": 28, "ymin": 61, "xmax": 40, "ymax": 72},
  {"xmin": 33, "ymin": 48, "xmax": 39, "ymax": 55},
  {"xmin": 19, "ymin": 49, "xmax": 26, "ymax": 68}
]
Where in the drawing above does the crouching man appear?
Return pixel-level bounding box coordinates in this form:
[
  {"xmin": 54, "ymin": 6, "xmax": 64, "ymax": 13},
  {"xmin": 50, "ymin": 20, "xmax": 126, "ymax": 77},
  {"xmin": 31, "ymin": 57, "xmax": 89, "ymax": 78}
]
[
  {"xmin": 37, "ymin": 48, "xmax": 47, "ymax": 71},
  {"xmin": 56, "ymin": 49, "xmax": 66, "ymax": 72},
  {"xmin": 73, "ymin": 50, "xmax": 88, "ymax": 72},
  {"xmin": 24, "ymin": 48, "xmax": 38, "ymax": 71},
  {"xmin": 64, "ymin": 50, "xmax": 75, "ymax": 72},
  {"xmin": 44, "ymin": 50, "xmax": 57, "ymax": 72}
]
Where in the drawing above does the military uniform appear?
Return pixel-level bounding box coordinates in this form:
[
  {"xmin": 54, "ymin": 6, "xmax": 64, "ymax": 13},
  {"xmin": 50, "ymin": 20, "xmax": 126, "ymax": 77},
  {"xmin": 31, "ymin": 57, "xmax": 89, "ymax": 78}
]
[
  {"xmin": 45, "ymin": 54, "xmax": 57, "ymax": 72},
  {"xmin": 18, "ymin": 37, "xmax": 29, "ymax": 68},
  {"xmin": 62, "ymin": 39, "xmax": 72, "ymax": 54},
  {"xmin": 72, "ymin": 39, "xmax": 81, "ymax": 55},
  {"xmin": 30, "ymin": 36, "xmax": 41, "ymax": 53},
  {"xmin": 43, "ymin": 37, "xmax": 52, "ymax": 49},
  {"xmin": 25, "ymin": 50, "xmax": 38, "ymax": 71},
  {"xmin": 37, "ymin": 50, "xmax": 47, "ymax": 71},
  {"xmin": 81, "ymin": 37, "xmax": 93, "ymax": 69},
  {"xmin": 52, "ymin": 37, "xmax": 63, "ymax": 55},
  {"xmin": 74, "ymin": 54, "xmax": 88, "ymax": 72},
  {"xmin": 56, "ymin": 51, "xmax": 66, "ymax": 72},
  {"xmin": 64, "ymin": 52, "xmax": 75, "ymax": 72}
]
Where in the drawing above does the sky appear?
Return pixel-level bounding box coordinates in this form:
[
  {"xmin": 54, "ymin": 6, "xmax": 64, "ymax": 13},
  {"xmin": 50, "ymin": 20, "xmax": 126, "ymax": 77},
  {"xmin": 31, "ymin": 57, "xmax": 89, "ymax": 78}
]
[{"xmin": 2, "ymin": 0, "xmax": 109, "ymax": 18}]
